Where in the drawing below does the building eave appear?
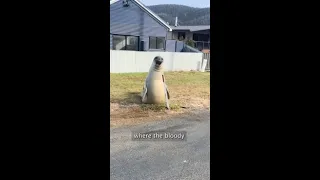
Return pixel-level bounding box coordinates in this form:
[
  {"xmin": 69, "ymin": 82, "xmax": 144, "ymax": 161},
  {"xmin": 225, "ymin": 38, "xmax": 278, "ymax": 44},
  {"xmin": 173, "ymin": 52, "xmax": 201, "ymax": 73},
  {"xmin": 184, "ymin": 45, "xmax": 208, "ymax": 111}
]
[{"xmin": 171, "ymin": 25, "xmax": 210, "ymax": 32}]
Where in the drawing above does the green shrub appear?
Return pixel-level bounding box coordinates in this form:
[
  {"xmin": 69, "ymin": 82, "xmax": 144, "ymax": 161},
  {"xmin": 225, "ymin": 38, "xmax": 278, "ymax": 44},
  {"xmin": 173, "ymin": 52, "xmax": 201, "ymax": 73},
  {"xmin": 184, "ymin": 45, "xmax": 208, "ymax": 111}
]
[{"xmin": 185, "ymin": 39, "xmax": 195, "ymax": 47}]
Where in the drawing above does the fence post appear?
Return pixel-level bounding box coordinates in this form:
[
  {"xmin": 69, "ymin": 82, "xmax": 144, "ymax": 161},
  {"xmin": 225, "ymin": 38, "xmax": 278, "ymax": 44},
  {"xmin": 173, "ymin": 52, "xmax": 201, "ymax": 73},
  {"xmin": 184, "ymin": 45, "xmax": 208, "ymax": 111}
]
[{"xmin": 201, "ymin": 59, "xmax": 207, "ymax": 72}]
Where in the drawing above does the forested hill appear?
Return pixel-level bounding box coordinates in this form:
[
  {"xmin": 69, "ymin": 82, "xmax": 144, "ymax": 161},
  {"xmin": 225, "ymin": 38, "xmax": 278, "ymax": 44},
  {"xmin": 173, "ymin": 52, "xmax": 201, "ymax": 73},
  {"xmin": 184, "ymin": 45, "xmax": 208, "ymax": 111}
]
[{"xmin": 147, "ymin": 4, "xmax": 210, "ymax": 26}]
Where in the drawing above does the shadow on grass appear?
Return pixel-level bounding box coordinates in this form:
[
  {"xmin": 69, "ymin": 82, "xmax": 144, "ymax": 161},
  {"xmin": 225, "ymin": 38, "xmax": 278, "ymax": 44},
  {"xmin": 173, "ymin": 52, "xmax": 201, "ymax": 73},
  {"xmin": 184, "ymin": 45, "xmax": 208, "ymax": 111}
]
[
  {"xmin": 119, "ymin": 92, "xmax": 142, "ymax": 104},
  {"xmin": 140, "ymin": 103, "xmax": 181, "ymax": 111},
  {"xmin": 112, "ymin": 92, "xmax": 182, "ymax": 112}
]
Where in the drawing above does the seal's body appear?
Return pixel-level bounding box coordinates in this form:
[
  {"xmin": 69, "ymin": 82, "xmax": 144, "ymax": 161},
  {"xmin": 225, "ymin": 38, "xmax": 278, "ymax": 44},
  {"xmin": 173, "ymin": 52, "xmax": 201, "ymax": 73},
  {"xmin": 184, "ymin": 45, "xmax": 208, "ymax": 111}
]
[{"xmin": 141, "ymin": 56, "xmax": 170, "ymax": 108}]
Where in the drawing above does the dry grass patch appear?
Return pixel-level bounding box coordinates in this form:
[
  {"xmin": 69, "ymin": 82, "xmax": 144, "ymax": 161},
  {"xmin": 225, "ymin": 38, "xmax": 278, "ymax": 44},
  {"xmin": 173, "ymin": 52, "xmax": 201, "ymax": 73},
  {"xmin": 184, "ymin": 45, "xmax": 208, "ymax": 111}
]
[{"xmin": 110, "ymin": 71, "xmax": 210, "ymax": 127}]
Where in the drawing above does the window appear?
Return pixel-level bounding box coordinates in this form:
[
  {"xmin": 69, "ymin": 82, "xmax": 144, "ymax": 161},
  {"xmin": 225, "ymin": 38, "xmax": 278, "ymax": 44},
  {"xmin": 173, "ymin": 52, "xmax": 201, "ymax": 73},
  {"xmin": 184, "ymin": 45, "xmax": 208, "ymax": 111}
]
[
  {"xmin": 112, "ymin": 35, "xmax": 126, "ymax": 50},
  {"xmin": 126, "ymin": 36, "xmax": 139, "ymax": 50},
  {"xmin": 149, "ymin": 37, "xmax": 165, "ymax": 50},
  {"xmin": 178, "ymin": 32, "xmax": 185, "ymax": 41},
  {"xmin": 112, "ymin": 34, "xmax": 139, "ymax": 50},
  {"xmin": 193, "ymin": 33, "xmax": 210, "ymax": 42}
]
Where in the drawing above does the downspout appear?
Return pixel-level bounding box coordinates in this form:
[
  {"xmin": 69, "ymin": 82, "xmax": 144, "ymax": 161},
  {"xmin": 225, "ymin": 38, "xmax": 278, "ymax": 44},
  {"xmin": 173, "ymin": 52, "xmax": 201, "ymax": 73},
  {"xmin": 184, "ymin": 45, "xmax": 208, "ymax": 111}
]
[{"xmin": 175, "ymin": 40, "xmax": 177, "ymax": 52}]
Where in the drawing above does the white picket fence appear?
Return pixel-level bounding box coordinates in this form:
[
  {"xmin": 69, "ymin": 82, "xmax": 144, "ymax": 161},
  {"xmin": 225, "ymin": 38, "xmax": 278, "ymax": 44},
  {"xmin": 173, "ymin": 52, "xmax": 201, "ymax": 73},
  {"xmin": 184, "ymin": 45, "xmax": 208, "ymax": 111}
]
[{"xmin": 110, "ymin": 50, "xmax": 204, "ymax": 73}]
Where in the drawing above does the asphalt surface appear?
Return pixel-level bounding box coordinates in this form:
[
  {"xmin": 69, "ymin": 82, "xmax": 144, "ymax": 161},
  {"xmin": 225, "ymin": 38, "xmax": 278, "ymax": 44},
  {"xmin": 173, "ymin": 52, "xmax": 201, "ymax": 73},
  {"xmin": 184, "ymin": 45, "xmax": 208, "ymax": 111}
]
[{"xmin": 110, "ymin": 110, "xmax": 210, "ymax": 180}]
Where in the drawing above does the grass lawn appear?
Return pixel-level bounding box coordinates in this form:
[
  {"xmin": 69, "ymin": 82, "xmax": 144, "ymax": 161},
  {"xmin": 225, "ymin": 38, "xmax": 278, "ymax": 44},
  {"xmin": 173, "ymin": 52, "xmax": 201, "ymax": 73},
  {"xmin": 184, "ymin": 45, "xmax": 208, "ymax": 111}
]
[{"xmin": 110, "ymin": 71, "xmax": 210, "ymax": 127}]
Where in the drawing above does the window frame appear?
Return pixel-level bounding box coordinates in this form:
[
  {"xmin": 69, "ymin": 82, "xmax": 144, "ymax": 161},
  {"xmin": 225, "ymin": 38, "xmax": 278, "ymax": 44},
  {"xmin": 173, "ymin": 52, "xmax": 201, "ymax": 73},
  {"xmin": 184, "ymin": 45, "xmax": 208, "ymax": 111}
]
[
  {"xmin": 111, "ymin": 34, "xmax": 140, "ymax": 51},
  {"xmin": 149, "ymin": 36, "xmax": 166, "ymax": 50}
]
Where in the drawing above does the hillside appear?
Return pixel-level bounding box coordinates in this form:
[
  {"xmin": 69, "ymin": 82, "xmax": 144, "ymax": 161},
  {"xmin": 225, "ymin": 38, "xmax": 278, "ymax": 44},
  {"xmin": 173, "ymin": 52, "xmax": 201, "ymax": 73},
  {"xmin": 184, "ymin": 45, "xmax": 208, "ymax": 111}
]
[{"xmin": 147, "ymin": 4, "xmax": 210, "ymax": 26}]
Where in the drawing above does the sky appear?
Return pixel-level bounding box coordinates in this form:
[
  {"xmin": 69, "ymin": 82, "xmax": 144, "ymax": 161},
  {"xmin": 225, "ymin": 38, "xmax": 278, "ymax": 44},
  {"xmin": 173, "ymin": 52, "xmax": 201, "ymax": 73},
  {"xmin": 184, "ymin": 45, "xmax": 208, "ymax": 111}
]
[{"xmin": 139, "ymin": 0, "xmax": 210, "ymax": 8}]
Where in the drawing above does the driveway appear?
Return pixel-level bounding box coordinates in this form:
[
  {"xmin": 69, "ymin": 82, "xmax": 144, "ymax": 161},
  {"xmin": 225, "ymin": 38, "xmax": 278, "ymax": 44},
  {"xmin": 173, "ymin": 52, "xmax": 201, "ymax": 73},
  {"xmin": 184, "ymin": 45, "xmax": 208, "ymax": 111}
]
[{"xmin": 110, "ymin": 109, "xmax": 210, "ymax": 180}]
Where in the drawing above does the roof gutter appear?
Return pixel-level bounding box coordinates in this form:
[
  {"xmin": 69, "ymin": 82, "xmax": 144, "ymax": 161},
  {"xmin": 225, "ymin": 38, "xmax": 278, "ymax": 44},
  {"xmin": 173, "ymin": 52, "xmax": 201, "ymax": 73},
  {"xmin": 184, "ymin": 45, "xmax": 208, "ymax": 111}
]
[{"xmin": 190, "ymin": 29, "xmax": 210, "ymax": 32}]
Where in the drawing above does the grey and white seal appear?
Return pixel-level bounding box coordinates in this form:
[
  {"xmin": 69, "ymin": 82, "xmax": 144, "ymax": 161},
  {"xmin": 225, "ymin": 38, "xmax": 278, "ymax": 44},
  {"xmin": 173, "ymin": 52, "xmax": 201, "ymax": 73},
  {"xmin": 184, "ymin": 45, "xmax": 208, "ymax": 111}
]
[{"xmin": 141, "ymin": 56, "xmax": 170, "ymax": 109}]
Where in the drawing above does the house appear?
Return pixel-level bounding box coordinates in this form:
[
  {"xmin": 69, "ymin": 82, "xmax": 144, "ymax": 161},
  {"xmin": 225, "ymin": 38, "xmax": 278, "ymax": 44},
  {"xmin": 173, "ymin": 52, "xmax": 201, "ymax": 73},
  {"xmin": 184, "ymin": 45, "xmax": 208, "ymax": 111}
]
[
  {"xmin": 110, "ymin": 0, "xmax": 177, "ymax": 52},
  {"xmin": 169, "ymin": 24, "xmax": 210, "ymax": 52},
  {"xmin": 110, "ymin": 0, "xmax": 200, "ymax": 53}
]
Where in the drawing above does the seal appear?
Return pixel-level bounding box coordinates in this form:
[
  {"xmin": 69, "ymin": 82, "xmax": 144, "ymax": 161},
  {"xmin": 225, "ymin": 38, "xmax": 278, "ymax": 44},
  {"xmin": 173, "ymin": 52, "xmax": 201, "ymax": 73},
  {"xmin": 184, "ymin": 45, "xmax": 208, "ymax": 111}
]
[{"xmin": 141, "ymin": 56, "xmax": 170, "ymax": 109}]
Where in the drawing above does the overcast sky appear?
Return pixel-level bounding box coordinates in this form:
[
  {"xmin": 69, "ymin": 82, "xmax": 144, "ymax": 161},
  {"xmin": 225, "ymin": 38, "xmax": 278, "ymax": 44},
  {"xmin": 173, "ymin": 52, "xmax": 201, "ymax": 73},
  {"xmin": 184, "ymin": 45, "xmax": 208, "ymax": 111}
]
[{"xmin": 139, "ymin": 0, "xmax": 210, "ymax": 8}]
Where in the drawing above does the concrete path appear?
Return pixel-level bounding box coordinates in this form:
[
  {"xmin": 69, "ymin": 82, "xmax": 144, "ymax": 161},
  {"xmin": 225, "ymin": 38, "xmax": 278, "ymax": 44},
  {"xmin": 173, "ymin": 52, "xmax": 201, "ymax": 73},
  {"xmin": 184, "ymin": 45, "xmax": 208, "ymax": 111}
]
[{"xmin": 110, "ymin": 110, "xmax": 210, "ymax": 180}]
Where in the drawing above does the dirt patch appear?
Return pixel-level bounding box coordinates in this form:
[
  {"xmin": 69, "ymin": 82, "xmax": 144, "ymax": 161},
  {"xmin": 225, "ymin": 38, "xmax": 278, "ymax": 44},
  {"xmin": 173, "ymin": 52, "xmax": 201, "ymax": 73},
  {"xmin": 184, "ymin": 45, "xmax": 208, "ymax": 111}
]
[{"xmin": 110, "ymin": 99, "xmax": 210, "ymax": 128}]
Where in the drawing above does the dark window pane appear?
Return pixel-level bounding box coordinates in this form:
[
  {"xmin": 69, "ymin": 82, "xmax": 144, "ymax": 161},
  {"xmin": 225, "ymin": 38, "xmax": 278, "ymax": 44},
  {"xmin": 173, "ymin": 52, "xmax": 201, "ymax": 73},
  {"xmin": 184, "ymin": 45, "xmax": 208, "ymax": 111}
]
[
  {"xmin": 201, "ymin": 34, "xmax": 205, "ymax": 41},
  {"xmin": 196, "ymin": 42, "xmax": 203, "ymax": 50},
  {"xmin": 112, "ymin": 35, "xmax": 126, "ymax": 50},
  {"xmin": 204, "ymin": 42, "xmax": 209, "ymax": 49},
  {"xmin": 149, "ymin": 37, "xmax": 165, "ymax": 50},
  {"xmin": 149, "ymin": 37, "xmax": 157, "ymax": 49},
  {"xmin": 126, "ymin": 36, "xmax": 138, "ymax": 51},
  {"xmin": 193, "ymin": 34, "xmax": 210, "ymax": 42},
  {"xmin": 156, "ymin": 37, "xmax": 165, "ymax": 49},
  {"xmin": 193, "ymin": 34, "xmax": 198, "ymax": 41},
  {"xmin": 178, "ymin": 32, "xmax": 185, "ymax": 40},
  {"xmin": 200, "ymin": 34, "xmax": 209, "ymax": 41}
]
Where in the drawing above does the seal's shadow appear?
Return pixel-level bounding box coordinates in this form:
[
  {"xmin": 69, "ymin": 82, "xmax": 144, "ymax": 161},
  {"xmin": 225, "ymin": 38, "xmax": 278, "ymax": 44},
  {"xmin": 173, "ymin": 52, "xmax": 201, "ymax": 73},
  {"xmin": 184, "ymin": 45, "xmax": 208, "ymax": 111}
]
[{"xmin": 123, "ymin": 92, "xmax": 141, "ymax": 104}]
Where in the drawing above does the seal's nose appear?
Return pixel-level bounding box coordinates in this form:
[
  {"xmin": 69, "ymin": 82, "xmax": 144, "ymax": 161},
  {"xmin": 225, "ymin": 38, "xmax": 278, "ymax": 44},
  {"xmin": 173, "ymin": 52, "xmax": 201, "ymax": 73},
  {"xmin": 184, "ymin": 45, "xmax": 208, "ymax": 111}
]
[{"xmin": 154, "ymin": 56, "xmax": 163, "ymax": 65}]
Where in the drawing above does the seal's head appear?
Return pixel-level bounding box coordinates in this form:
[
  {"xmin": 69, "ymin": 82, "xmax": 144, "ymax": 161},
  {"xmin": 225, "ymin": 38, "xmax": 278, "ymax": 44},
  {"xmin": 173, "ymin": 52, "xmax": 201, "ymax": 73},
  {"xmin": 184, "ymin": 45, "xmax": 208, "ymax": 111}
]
[
  {"xmin": 154, "ymin": 56, "xmax": 163, "ymax": 65},
  {"xmin": 153, "ymin": 56, "xmax": 164, "ymax": 71}
]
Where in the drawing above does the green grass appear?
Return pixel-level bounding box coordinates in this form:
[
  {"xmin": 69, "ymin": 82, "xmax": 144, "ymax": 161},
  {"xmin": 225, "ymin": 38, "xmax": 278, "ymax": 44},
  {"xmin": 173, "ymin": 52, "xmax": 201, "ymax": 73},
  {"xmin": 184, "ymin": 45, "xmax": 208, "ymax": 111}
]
[{"xmin": 110, "ymin": 71, "xmax": 210, "ymax": 111}]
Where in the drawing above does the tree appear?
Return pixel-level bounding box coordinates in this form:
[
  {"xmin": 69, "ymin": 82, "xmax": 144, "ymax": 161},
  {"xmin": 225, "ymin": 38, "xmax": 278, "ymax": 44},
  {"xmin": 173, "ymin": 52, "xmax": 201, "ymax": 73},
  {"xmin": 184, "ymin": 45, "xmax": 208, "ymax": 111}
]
[{"xmin": 148, "ymin": 5, "xmax": 210, "ymax": 26}]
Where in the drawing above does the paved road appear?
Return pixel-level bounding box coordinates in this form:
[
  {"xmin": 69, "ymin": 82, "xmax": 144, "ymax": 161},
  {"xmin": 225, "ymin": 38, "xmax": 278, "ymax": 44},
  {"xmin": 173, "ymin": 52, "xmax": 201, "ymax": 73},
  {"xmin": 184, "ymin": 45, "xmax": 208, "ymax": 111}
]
[{"xmin": 110, "ymin": 110, "xmax": 210, "ymax": 180}]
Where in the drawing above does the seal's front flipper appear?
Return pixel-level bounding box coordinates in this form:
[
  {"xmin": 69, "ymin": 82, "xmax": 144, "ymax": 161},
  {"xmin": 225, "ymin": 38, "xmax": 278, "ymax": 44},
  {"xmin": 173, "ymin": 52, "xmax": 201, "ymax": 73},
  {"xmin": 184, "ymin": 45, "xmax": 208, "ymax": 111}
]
[
  {"xmin": 165, "ymin": 98, "xmax": 170, "ymax": 110},
  {"xmin": 164, "ymin": 83, "xmax": 170, "ymax": 100},
  {"xmin": 163, "ymin": 83, "xmax": 170, "ymax": 110},
  {"xmin": 141, "ymin": 87, "xmax": 148, "ymax": 103},
  {"xmin": 162, "ymin": 75, "xmax": 170, "ymax": 100},
  {"xmin": 141, "ymin": 80, "xmax": 148, "ymax": 97}
]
